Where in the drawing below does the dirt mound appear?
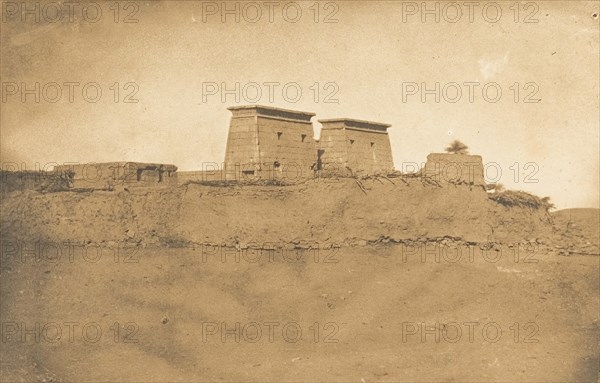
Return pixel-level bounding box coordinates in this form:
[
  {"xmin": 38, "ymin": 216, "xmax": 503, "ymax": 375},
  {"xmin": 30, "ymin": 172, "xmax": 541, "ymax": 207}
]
[
  {"xmin": 552, "ymin": 208, "xmax": 600, "ymax": 256},
  {"xmin": 1, "ymin": 177, "xmax": 555, "ymax": 247},
  {"xmin": 1, "ymin": 245, "xmax": 598, "ymax": 382}
]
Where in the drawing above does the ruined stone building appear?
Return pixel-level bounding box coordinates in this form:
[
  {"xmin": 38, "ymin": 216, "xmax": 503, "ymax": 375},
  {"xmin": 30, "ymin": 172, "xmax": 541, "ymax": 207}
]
[
  {"xmin": 55, "ymin": 162, "xmax": 178, "ymax": 190},
  {"xmin": 223, "ymin": 105, "xmax": 317, "ymax": 180},
  {"xmin": 318, "ymin": 118, "xmax": 394, "ymax": 175},
  {"xmin": 222, "ymin": 105, "xmax": 394, "ymax": 180}
]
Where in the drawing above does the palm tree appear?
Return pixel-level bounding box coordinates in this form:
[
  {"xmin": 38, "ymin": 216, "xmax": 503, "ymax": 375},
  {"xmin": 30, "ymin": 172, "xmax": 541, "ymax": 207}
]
[
  {"xmin": 541, "ymin": 196, "xmax": 555, "ymax": 212},
  {"xmin": 445, "ymin": 140, "xmax": 469, "ymax": 155}
]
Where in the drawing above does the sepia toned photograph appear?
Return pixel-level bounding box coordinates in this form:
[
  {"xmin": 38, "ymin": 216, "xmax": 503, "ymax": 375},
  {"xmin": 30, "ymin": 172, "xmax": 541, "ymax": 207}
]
[{"xmin": 0, "ymin": 1, "xmax": 599, "ymax": 381}]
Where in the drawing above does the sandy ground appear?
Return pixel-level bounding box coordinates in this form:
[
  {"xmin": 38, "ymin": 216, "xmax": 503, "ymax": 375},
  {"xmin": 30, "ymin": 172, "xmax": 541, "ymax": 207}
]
[{"xmin": 1, "ymin": 242, "xmax": 598, "ymax": 382}]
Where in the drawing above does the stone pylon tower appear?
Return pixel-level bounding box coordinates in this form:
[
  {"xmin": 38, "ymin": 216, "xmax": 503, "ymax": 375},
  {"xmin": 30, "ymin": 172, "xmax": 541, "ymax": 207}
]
[
  {"xmin": 223, "ymin": 105, "xmax": 316, "ymax": 181},
  {"xmin": 318, "ymin": 118, "xmax": 394, "ymax": 175}
]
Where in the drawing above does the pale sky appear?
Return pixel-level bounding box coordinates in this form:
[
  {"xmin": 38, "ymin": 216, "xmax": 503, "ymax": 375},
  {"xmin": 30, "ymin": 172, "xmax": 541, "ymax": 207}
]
[{"xmin": 1, "ymin": 1, "xmax": 599, "ymax": 209}]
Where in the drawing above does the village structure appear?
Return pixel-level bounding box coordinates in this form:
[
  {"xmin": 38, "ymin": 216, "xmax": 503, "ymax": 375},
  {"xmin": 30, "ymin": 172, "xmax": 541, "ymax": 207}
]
[
  {"xmin": 39, "ymin": 104, "xmax": 486, "ymax": 190},
  {"xmin": 423, "ymin": 153, "xmax": 485, "ymax": 187},
  {"xmin": 54, "ymin": 162, "xmax": 178, "ymax": 190}
]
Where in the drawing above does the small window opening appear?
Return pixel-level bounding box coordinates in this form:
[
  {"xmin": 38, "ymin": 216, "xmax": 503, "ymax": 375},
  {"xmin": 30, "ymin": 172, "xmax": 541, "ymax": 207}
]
[
  {"xmin": 301, "ymin": 134, "xmax": 307, "ymax": 142},
  {"xmin": 370, "ymin": 142, "xmax": 375, "ymax": 147},
  {"xmin": 277, "ymin": 132, "xmax": 283, "ymax": 140},
  {"xmin": 350, "ymin": 139, "xmax": 355, "ymax": 145}
]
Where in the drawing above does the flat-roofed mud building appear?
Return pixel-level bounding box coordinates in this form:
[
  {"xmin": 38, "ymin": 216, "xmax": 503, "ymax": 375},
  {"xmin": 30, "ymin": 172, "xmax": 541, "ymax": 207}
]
[
  {"xmin": 55, "ymin": 162, "xmax": 177, "ymax": 189},
  {"xmin": 222, "ymin": 105, "xmax": 394, "ymax": 180},
  {"xmin": 422, "ymin": 153, "xmax": 485, "ymax": 186}
]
